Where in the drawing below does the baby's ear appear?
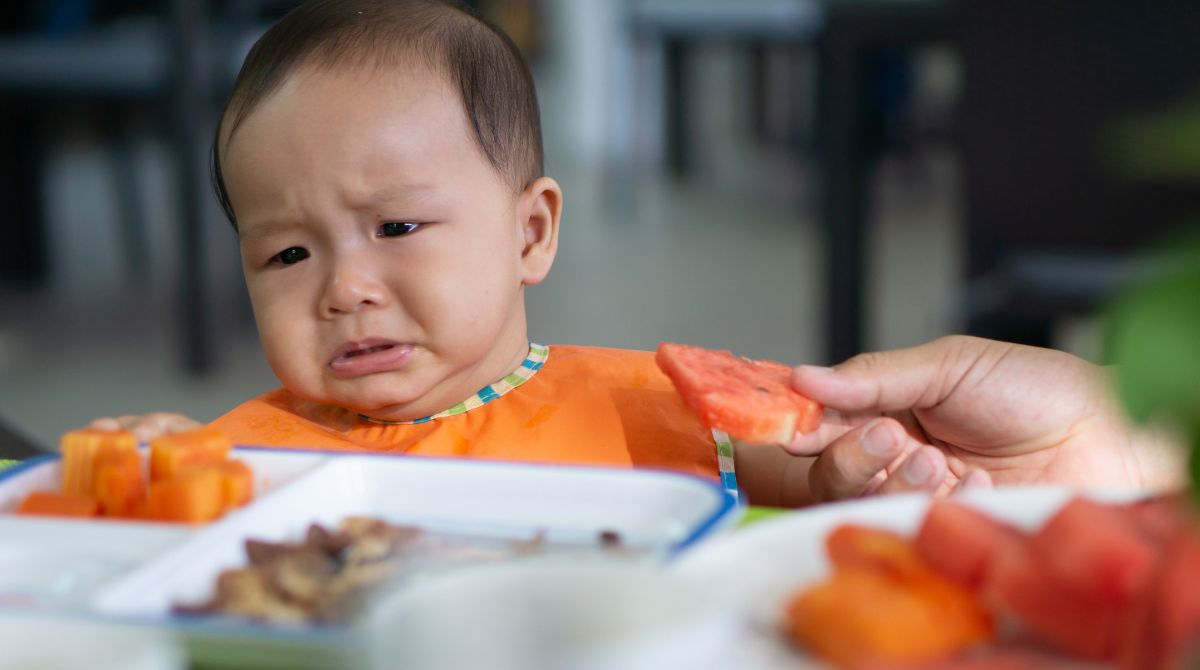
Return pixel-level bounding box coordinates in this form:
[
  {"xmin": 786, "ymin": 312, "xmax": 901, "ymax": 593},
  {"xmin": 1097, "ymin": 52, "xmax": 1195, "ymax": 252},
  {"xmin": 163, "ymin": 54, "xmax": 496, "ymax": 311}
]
[{"xmin": 518, "ymin": 176, "xmax": 562, "ymax": 285}]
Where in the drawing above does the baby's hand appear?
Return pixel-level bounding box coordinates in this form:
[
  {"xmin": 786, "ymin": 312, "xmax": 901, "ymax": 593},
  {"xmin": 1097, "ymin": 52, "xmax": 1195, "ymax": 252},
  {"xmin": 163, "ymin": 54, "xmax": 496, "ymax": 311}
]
[{"xmin": 88, "ymin": 413, "xmax": 203, "ymax": 443}]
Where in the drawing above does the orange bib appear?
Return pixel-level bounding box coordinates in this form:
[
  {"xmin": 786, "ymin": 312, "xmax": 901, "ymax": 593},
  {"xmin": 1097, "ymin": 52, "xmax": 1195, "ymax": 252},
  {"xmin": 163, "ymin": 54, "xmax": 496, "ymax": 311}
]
[{"xmin": 209, "ymin": 345, "xmax": 720, "ymax": 481}]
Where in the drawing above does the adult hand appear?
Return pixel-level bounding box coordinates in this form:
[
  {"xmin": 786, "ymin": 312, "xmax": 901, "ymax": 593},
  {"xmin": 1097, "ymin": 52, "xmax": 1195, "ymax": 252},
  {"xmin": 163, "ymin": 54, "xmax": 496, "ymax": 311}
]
[
  {"xmin": 88, "ymin": 412, "xmax": 203, "ymax": 443},
  {"xmin": 787, "ymin": 335, "xmax": 1183, "ymax": 502}
]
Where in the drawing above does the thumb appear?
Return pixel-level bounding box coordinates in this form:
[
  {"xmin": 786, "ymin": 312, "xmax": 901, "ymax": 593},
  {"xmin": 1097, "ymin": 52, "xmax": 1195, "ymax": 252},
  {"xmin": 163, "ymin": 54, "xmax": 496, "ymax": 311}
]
[{"xmin": 791, "ymin": 335, "xmax": 996, "ymax": 413}]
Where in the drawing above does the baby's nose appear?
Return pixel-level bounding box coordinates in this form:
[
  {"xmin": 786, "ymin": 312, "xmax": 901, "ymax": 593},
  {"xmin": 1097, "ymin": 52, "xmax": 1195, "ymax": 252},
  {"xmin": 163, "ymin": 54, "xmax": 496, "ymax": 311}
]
[{"xmin": 319, "ymin": 266, "xmax": 388, "ymax": 315}]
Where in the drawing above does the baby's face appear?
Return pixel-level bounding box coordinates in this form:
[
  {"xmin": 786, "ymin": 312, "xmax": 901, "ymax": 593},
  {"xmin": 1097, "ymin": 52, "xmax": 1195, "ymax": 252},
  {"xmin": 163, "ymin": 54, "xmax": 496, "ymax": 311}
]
[{"xmin": 222, "ymin": 63, "xmax": 536, "ymax": 421}]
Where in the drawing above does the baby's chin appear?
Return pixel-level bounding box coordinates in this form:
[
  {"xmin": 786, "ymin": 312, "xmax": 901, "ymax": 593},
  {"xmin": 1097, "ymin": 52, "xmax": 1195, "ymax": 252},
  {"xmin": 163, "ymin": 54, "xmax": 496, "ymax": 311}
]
[{"xmin": 321, "ymin": 380, "xmax": 458, "ymax": 422}]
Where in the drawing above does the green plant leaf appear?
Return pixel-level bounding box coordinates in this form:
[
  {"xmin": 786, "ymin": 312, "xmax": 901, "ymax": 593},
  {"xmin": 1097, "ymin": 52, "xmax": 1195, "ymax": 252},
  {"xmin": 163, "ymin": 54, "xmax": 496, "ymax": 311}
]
[{"xmin": 1104, "ymin": 228, "xmax": 1200, "ymax": 495}]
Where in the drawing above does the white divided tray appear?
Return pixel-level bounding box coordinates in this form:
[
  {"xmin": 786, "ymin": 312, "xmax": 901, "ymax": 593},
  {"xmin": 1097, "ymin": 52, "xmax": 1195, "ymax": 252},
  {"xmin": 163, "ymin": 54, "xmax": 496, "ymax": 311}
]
[
  {"xmin": 91, "ymin": 455, "xmax": 738, "ymax": 621},
  {"xmin": 0, "ymin": 447, "xmax": 329, "ymax": 611}
]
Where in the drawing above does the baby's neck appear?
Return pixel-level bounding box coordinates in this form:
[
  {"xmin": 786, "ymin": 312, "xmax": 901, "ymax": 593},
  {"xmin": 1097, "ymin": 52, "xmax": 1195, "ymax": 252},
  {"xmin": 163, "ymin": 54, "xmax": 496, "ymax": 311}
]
[{"xmin": 356, "ymin": 340, "xmax": 538, "ymax": 425}]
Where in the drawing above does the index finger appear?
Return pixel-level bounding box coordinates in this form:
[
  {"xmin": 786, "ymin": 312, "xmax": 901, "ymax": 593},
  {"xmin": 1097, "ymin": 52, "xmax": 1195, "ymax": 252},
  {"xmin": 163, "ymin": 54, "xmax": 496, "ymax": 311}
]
[{"xmin": 790, "ymin": 335, "xmax": 1008, "ymax": 414}]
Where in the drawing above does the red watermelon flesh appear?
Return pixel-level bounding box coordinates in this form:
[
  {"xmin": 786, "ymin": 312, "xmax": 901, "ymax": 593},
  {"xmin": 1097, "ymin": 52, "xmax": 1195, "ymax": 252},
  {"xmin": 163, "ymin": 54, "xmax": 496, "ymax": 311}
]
[
  {"xmin": 1117, "ymin": 528, "xmax": 1200, "ymax": 670},
  {"xmin": 1123, "ymin": 492, "xmax": 1192, "ymax": 544},
  {"xmin": 655, "ymin": 342, "xmax": 823, "ymax": 445},
  {"xmin": 903, "ymin": 647, "xmax": 1092, "ymax": 670},
  {"xmin": 1155, "ymin": 530, "xmax": 1200, "ymax": 665},
  {"xmin": 985, "ymin": 539, "xmax": 1122, "ymax": 660},
  {"xmin": 1031, "ymin": 497, "xmax": 1158, "ymax": 607},
  {"xmin": 915, "ymin": 501, "xmax": 1024, "ymax": 591}
]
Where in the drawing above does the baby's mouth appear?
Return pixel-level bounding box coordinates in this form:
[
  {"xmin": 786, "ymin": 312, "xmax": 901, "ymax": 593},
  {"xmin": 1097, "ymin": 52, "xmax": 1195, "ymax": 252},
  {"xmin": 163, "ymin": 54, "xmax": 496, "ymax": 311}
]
[
  {"xmin": 328, "ymin": 339, "xmax": 413, "ymax": 375},
  {"xmin": 343, "ymin": 344, "xmax": 393, "ymax": 358}
]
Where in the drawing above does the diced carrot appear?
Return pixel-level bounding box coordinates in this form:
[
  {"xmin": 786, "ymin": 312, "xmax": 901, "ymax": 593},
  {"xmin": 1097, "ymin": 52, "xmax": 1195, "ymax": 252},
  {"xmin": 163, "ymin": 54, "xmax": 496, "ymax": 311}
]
[
  {"xmin": 144, "ymin": 468, "xmax": 225, "ymax": 523},
  {"xmin": 16, "ymin": 490, "xmax": 100, "ymax": 518},
  {"xmin": 210, "ymin": 459, "xmax": 254, "ymax": 510},
  {"xmin": 60, "ymin": 428, "xmax": 137, "ymax": 497},
  {"xmin": 149, "ymin": 426, "xmax": 232, "ymax": 482},
  {"xmin": 93, "ymin": 448, "xmax": 143, "ymax": 516}
]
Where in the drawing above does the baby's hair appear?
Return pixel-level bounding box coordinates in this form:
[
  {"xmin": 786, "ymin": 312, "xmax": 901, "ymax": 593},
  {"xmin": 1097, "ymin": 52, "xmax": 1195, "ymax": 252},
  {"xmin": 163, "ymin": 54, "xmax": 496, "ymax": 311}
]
[{"xmin": 212, "ymin": 0, "xmax": 543, "ymax": 229}]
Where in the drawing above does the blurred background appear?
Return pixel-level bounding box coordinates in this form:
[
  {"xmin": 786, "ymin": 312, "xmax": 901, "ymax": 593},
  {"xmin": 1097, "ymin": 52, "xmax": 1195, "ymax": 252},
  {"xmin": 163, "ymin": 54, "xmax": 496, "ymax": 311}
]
[{"xmin": 1, "ymin": 0, "xmax": 1198, "ymax": 452}]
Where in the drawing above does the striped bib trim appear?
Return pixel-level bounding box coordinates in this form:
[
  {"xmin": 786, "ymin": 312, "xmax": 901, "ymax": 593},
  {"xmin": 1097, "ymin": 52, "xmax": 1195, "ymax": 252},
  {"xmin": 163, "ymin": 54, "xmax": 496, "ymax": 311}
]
[{"xmin": 359, "ymin": 343, "xmax": 549, "ymax": 425}]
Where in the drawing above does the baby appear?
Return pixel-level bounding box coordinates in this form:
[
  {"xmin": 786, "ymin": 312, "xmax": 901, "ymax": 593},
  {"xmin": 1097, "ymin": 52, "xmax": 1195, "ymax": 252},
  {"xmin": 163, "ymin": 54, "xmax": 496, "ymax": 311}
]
[{"xmin": 92, "ymin": 0, "xmax": 804, "ymax": 501}]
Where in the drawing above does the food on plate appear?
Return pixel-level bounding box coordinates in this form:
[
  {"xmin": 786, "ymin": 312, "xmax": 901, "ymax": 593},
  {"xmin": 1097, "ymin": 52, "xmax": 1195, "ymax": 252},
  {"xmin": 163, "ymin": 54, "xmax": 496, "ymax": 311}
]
[
  {"xmin": 982, "ymin": 496, "xmax": 1200, "ymax": 665},
  {"xmin": 913, "ymin": 497, "xmax": 1022, "ymax": 590},
  {"xmin": 784, "ymin": 525, "xmax": 992, "ymax": 667},
  {"xmin": 60, "ymin": 427, "xmax": 138, "ymax": 497},
  {"xmin": 655, "ymin": 342, "xmax": 822, "ymax": 444},
  {"xmin": 93, "ymin": 446, "xmax": 143, "ymax": 516},
  {"xmin": 13, "ymin": 426, "xmax": 253, "ymax": 523},
  {"xmin": 174, "ymin": 519, "xmax": 637, "ymax": 626},
  {"xmin": 144, "ymin": 467, "xmax": 226, "ymax": 523},
  {"xmin": 174, "ymin": 518, "xmax": 422, "ymax": 624},
  {"xmin": 785, "ymin": 496, "xmax": 1200, "ymax": 669},
  {"xmin": 16, "ymin": 490, "xmax": 101, "ymax": 518},
  {"xmin": 173, "ymin": 516, "xmax": 558, "ymax": 625},
  {"xmin": 212, "ymin": 459, "xmax": 254, "ymax": 508},
  {"xmin": 149, "ymin": 425, "xmax": 233, "ymax": 481}
]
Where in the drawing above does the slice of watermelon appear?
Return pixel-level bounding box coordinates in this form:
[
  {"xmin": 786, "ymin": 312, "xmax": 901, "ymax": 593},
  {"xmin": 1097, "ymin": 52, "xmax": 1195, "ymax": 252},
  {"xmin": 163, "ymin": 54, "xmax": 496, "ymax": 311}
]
[
  {"xmin": 1030, "ymin": 497, "xmax": 1158, "ymax": 607},
  {"xmin": 655, "ymin": 342, "xmax": 822, "ymax": 445},
  {"xmin": 985, "ymin": 538, "xmax": 1123, "ymax": 660},
  {"xmin": 915, "ymin": 500, "xmax": 1024, "ymax": 591}
]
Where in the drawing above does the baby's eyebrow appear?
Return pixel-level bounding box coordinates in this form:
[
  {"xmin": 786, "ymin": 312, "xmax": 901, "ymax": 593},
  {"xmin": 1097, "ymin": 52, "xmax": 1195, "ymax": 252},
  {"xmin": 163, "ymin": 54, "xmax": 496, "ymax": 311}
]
[
  {"xmin": 238, "ymin": 219, "xmax": 302, "ymax": 244},
  {"xmin": 364, "ymin": 183, "xmax": 436, "ymax": 204}
]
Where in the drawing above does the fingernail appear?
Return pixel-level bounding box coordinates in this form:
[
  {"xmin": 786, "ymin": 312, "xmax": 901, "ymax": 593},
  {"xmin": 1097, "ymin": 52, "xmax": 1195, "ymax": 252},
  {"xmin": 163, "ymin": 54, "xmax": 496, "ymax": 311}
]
[
  {"xmin": 861, "ymin": 423, "xmax": 893, "ymax": 456},
  {"xmin": 902, "ymin": 453, "xmax": 935, "ymax": 485}
]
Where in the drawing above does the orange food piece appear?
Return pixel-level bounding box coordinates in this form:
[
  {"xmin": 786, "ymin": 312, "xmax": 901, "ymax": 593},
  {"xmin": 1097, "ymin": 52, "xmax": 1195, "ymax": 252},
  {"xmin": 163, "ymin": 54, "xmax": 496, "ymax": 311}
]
[
  {"xmin": 144, "ymin": 467, "xmax": 225, "ymax": 523},
  {"xmin": 211, "ymin": 459, "xmax": 254, "ymax": 510},
  {"xmin": 786, "ymin": 523, "xmax": 993, "ymax": 668},
  {"xmin": 785, "ymin": 565, "xmax": 993, "ymax": 668},
  {"xmin": 16, "ymin": 490, "xmax": 100, "ymax": 518},
  {"xmin": 655, "ymin": 342, "xmax": 823, "ymax": 445},
  {"xmin": 826, "ymin": 524, "xmax": 932, "ymax": 582},
  {"xmin": 60, "ymin": 428, "xmax": 137, "ymax": 497},
  {"xmin": 150, "ymin": 426, "xmax": 232, "ymax": 482},
  {"xmin": 93, "ymin": 448, "xmax": 144, "ymax": 516}
]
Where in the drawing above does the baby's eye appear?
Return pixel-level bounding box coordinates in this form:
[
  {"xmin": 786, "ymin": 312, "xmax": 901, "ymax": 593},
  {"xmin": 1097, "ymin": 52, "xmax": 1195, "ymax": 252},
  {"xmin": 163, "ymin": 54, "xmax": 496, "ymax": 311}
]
[
  {"xmin": 378, "ymin": 222, "xmax": 420, "ymax": 238},
  {"xmin": 271, "ymin": 247, "xmax": 310, "ymax": 266}
]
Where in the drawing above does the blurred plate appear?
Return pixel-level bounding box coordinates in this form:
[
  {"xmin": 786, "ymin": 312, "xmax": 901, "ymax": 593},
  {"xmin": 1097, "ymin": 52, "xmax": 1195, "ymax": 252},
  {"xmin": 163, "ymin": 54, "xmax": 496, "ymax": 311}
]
[
  {"xmin": 0, "ymin": 518, "xmax": 185, "ymax": 610},
  {"xmin": 663, "ymin": 487, "xmax": 1141, "ymax": 670},
  {"xmin": 364, "ymin": 557, "xmax": 711, "ymax": 670},
  {"xmin": 0, "ymin": 612, "xmax": 183, "ymax": 670}
]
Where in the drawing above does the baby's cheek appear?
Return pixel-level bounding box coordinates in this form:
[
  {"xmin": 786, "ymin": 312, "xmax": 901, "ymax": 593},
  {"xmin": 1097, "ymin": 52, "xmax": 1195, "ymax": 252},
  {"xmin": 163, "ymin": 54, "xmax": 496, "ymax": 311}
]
[{"xmin": 259, "ymin": 321, "xmax": 313, "ymax": 382}]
